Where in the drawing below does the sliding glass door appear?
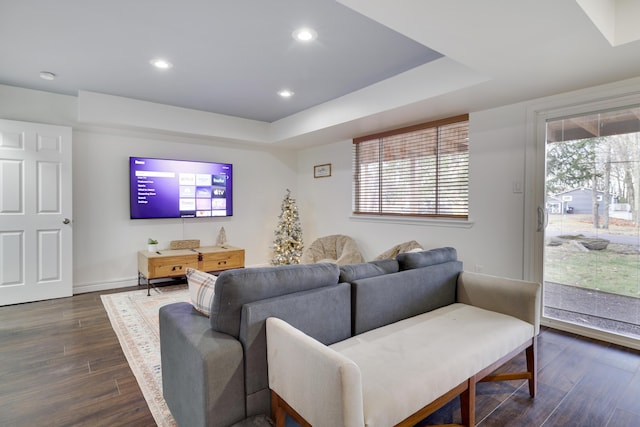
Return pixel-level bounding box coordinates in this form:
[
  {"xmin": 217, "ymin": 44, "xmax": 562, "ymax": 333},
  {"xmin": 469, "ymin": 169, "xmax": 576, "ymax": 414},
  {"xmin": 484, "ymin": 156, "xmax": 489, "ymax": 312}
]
[{"xmin": 542, "ymin": 106, "xmax": 640, "ymax": 339}]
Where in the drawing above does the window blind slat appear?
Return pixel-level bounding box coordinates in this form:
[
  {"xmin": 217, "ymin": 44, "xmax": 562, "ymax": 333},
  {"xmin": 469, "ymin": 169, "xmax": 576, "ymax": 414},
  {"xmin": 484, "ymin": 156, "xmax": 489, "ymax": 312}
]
[{"xmin": 353, "ymin": 115, "xmax": 469, "ymax": 218}]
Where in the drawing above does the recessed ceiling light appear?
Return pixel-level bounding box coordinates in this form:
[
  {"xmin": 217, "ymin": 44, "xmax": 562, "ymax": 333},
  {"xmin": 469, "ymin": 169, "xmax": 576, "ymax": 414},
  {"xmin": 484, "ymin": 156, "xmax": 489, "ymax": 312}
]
[
  {"xmin": 292, "ymin": 27, "xmax": 317, "ymax": 42},
  {"xmin": 150, "ymin": 58, "xmax": 173, "ymax": 69},
  {"xmin": 278, "ymin": 89, "xmax": 294, "ymax": 98},
  {"xmin": 39, "ymin": 71, "xmax": 56, "ymax": 81}
]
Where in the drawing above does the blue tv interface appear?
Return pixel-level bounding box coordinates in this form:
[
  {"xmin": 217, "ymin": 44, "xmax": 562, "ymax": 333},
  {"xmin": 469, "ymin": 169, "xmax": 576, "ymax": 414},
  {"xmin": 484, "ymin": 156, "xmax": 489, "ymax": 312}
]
[{"xmin": 129, "ymin": 157, "xmax": 233, "ymax": 219}]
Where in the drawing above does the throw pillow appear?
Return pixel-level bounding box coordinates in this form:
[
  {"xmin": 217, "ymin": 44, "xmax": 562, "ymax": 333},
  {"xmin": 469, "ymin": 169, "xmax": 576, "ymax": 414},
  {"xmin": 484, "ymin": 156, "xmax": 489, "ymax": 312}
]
[{"xmin": 186, "ymin": 268, "xmax": 217, "ymax": 317}]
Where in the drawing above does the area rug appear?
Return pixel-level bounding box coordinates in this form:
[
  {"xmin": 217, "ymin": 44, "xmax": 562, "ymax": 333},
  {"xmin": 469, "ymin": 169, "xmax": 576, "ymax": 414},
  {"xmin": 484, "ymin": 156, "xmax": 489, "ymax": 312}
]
[{"xmin": 101, "ymin": 285, "xmax": 190, "ymax": 427}]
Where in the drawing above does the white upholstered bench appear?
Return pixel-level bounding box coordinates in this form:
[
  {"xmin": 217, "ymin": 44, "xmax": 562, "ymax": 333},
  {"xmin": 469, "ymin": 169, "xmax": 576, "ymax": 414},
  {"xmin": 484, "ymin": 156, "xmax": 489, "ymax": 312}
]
[{"xmin": 267, "ymin": 303, "xmax": 537, "ymax": 427}]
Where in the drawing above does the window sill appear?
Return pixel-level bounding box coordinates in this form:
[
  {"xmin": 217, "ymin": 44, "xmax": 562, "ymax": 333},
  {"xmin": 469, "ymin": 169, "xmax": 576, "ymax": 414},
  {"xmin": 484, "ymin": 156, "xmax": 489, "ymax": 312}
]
[{"xmin": 349, "ymin": 214, "xmax": 475, "ymax": 228}]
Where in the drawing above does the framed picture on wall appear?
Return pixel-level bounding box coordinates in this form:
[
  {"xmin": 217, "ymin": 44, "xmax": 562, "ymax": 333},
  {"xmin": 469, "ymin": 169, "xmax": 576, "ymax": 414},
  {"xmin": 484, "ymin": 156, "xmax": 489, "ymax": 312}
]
[{"xmin": 314, "ymin": 163, "xmax": 331, "ymax": 178}]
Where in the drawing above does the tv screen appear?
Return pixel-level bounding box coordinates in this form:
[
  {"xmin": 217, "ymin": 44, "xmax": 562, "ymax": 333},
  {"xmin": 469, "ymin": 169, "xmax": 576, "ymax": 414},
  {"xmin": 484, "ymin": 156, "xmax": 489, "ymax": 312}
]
[{"xmin": 129, "ymin": 157, "xmax": 233, "ymax": 219}]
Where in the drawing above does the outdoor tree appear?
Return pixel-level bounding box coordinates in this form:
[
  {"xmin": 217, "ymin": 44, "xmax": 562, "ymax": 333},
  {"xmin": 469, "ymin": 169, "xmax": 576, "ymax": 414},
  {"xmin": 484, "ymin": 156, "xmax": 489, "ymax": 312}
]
[
  {"xmin": 271, "ymin": 189, "xmax": 304, "ymax": 265},
  {"xmin": 547, "ymin": 137, "xmax": 604, "ymax": 227},
  {"xmin": 547, "ymin": 134, "xmax": 640, "ymax": 228},
  {"xmin": 614, "ymin": 132, "xmax": 640, "ymax": 225},
  {"xmin": 600, "ymin": 138, "xmax": 612, "ymax": 229},
  {"xmin": 546, "ymin": 137, "xmax": 599, "ymax": 195}
]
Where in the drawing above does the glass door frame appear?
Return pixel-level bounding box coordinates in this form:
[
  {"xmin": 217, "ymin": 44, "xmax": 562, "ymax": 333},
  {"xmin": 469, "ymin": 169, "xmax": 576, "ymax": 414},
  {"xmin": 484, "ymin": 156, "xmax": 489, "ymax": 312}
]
[{"xmin": 525, "ymin": 86, "xmax": 640, "ymax": 351}]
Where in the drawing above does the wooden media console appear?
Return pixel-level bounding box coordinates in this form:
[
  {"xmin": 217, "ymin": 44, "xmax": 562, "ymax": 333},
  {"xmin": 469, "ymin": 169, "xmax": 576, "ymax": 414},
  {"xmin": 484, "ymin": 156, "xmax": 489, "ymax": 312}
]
[{"xmin": 137, "ymin": 245, "xmax": 245, "ymax": 295}]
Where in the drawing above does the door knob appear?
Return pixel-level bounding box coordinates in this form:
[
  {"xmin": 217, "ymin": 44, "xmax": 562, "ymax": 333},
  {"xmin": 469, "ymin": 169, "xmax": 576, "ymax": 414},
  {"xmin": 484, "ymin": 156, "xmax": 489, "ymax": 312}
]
[{"xmin": 63, "ymin": 218, "xmax": 71, "ymax": 224}]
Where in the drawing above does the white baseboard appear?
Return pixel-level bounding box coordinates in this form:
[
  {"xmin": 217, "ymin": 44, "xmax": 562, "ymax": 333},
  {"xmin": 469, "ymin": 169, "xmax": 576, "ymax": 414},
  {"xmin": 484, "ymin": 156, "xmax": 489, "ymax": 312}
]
[
  {"xmin": 73, "ymin": 263, "xmax": 269, "ymax": 295},
  {"xmin": 74, "ymin": 277, "xmax": 138, "ymax": 294}
]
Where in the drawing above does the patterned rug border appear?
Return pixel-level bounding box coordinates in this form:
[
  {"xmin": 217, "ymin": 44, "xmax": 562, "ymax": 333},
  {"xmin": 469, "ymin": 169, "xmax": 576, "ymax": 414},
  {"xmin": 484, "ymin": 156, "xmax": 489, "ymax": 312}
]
[{"xmin": 101, "ymin": 285, "xmax": 189, "ymax": 427}]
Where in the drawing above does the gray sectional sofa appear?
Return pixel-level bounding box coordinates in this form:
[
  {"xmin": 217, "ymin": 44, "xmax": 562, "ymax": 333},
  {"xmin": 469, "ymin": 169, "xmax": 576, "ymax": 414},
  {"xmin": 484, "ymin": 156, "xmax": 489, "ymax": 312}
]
[{"xmin": 159, "ymin": 247, "xmax": 540, "ymax": 427}]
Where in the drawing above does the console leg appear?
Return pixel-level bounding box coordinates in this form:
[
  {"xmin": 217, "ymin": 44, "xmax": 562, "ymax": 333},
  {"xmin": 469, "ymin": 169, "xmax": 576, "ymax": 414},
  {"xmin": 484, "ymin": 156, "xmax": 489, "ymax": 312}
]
[{"xmin": 138, "ymin": 273, "xmax": 151, "ymax": 296}]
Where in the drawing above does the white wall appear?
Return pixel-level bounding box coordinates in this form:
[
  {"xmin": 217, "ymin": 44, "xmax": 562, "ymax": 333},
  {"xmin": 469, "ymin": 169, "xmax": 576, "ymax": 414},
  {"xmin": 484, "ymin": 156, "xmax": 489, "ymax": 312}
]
[
  {"xmin": 296, "ymin": 104, "xmax": 529, "ymax": 279},
  {"xmin": 72, "ymin": 128, "xmax": 297, "ymax": 292},
  {"xmin": 0, "ymin": 85, "xmax": 297, "ymax": 293},
  {"xmin": 4, "ymin": 76, "xmax": 640, "ymax": 294},
  {"xmin": 295, "ymin": 76, "xmax": 640, "ymax": 281}
]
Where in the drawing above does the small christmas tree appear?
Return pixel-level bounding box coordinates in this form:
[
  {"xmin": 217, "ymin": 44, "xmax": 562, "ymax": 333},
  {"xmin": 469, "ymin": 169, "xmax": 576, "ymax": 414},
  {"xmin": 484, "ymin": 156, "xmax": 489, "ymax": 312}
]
[{"xmin": 271, "ymin": 189, "xmax": 304, "ymax": 265}]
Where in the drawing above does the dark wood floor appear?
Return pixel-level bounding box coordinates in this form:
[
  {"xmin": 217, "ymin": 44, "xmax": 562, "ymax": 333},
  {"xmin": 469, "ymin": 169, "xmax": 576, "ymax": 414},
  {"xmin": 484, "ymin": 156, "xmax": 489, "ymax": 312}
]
[
  {"xmin": 1, "ymin": 286, "xmax": 640, "ymax": 427},
  {"xmin": 422, "ymin": 327, "xmax": 640, "ymax": 426},
  {"xmin": 0, "ymin": 287, "xmax": 155, "ymax": 427}
]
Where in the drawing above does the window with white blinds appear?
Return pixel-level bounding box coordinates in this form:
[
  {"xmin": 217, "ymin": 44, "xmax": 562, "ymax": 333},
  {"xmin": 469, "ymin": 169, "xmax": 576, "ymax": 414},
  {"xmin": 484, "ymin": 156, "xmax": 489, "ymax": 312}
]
[{"xmin": 353, "ymin": 114, "xmax": 469, "ymax": 218}]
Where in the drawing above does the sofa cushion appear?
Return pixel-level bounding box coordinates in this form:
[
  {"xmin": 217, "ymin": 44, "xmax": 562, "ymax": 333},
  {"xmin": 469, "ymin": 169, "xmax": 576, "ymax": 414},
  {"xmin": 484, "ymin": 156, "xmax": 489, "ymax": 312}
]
[
  {"xmin": 338, "ymin": 259, "xmax": 399, "ymax": 283},
  {"xmin": 186, "ymin": 268, "xmax": 217, "ymax": 317},
  {"xmin": 351, "ymin": 260, "xmax": 462, "ymax": 334},
  {"xmin": 210, "ymin": 262, "xmax": 340, "ymax": 337},
  {"xmin": 397, "ymin": 246, "xmax": 458, "ymax": 270}
]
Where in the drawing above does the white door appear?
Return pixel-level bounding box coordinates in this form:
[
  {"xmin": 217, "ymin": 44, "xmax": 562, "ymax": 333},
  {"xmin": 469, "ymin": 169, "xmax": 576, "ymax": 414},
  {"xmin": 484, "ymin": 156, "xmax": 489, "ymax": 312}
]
[{"xmin": 0, "ymin": 119, "xmax": 72, "ymax": 305}]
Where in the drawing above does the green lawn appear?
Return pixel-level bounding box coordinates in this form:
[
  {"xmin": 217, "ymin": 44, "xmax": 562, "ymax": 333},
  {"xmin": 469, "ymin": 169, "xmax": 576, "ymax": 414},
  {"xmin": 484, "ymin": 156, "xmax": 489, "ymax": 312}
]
[{"xmin": 544, "ymin": 242, "xmax": 640, "ymax": 297}]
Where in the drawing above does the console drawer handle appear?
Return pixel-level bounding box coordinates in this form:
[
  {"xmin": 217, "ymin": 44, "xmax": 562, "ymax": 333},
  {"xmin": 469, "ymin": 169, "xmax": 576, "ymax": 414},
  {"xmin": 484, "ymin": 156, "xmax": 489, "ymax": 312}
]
[{"xmin": 172, "ymin": 265, "xmax": 183, "ymax": 271}]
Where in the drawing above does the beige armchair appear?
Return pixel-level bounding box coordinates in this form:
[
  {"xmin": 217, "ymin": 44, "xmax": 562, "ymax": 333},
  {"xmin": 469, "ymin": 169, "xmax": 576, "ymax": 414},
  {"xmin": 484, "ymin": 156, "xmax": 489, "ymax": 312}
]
[{"xmin": 301, "ymin": 235, "xmax": 364, "ymax": 265}]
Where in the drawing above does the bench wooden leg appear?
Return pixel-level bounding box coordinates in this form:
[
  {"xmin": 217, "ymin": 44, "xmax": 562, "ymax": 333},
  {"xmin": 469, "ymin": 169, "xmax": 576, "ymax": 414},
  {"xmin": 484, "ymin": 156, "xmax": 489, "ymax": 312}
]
[
  {"xmin": 478, "ymin": 338, "xmax": 537, "ymax": 398},
  {"xmin": 460, "ymin": 377, "xmax": 476, "ymax": 427},
  {"xmin": 271, "ymin": 391, "xmax": 286, "ymax": 427},
  {"xmin": 271, "ymin": 390, "xmax": 312, "ymax": 427},
  {"xmin": 526, "ymin": 336, "xmax": 537, "ymax": 397}
]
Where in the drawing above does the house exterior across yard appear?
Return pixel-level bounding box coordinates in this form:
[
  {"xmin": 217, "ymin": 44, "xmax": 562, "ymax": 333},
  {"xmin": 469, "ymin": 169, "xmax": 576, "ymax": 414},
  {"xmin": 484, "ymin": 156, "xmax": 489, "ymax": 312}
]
[{"xmin": 552, "ymin": 188, "xmax": 606, "ymax": 215}]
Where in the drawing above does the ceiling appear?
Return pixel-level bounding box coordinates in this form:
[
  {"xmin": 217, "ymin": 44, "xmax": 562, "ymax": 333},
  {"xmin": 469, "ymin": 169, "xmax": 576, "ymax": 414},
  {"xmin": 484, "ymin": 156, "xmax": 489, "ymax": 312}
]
[
  {"xmin": 2, "ymin": 1, "xmax": 640, "ymax": 146},
  {"xmin": 0, "ymin": 0, "xmax": 441, "ymax": 123}
]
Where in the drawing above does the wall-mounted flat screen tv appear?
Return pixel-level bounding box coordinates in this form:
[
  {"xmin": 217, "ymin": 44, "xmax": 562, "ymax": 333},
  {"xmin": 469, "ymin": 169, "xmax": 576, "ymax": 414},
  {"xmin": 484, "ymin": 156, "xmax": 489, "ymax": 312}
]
[{"xmin": 129, "ymin": 157, "xmax": 233, "ymax": 219}]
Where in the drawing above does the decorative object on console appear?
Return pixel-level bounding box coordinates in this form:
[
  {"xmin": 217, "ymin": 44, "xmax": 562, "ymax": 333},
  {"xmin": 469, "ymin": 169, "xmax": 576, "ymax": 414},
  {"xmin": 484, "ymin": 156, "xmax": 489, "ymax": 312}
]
[
  {"xmin": 169, "ymin": 239, "xmax": 200, "ymax": 250},
  {"xmin": 147, "ymin": 238, "xmax": 158, "ymax": 252},
  {"xmin": 301, "ymin": 234, "xmax": 364, "ymax": 265},
  {"xmin": 271, "ymin": 189, "xmax": 304, "ymax": 265},
  {"xmin": 186, "ymin": 268, "xmax": 217, "ymax": 317},
  {"xmin": 374, "ymin": 240, "xmax": 424, "ymax": 260},
  {"xmin": 216, "ymin": 226, "xmax": 227, "ymax": 245}
]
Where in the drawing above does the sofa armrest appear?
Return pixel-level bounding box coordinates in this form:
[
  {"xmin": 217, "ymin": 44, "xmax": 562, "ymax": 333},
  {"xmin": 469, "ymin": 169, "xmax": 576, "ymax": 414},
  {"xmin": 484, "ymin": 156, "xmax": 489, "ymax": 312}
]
[
  {"xmin": 266, "ymin": 317, "xmax": 364, "ymax": 427},
  {"xmin": 457, "ymin": 271, "xmax": 541, "ymax": 335},
  {"xmin": 160, "ymin": 302, "xmax": 245, "ymax": 427}
]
